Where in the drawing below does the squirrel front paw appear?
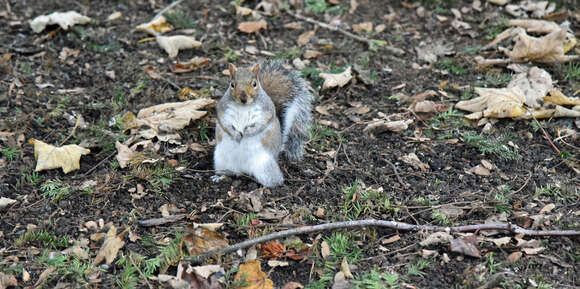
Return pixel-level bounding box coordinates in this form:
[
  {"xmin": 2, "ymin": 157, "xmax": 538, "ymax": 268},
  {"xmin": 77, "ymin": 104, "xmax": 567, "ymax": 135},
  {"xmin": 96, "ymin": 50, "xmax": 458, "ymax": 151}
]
[
  {"xmin": 210, "ymin": 175, "xmax": 227, "ymax": 183},
  {"xmin": 233, "ymin": 131, "xmax": 243, "ymax": 142}
]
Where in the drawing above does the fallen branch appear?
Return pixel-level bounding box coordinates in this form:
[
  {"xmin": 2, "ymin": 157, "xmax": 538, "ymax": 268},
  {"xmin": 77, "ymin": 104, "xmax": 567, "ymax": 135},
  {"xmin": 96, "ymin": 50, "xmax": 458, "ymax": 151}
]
[
  {"xmin": 283, "ymin": 9, "xmax": 404, "ymax": 56},
  {"xmin": 185, "ymin": 219, "xmax": 579, "ymax": 263},
  {"xmin": 530, "ymin": 111, "xmax": 561, "ymax": 154}
]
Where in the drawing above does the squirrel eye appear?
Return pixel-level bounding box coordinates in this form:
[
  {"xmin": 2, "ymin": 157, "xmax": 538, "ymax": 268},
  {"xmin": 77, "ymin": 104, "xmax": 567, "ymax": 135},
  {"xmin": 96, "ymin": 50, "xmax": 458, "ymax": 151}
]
[
  {"xmin": 252, "ymin": 80, "xmax": 257, "ymax": 88},
  {"xmin": 230, "ymin": 82, "xmax": 235, "ymax": 88}
]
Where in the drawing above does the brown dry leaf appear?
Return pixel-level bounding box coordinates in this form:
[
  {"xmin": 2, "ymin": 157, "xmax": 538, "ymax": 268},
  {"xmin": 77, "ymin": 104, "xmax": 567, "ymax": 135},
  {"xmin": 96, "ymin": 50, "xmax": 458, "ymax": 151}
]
[
  {"xmin": 22, "ymin": 268, "xmax": 30, "ymax": 282},
  {"xmin": 508, "ymin": 19, "xmax": 559, "ymax": 34},
  {"xmin": 363, "ymin": 119, "xmax": 413, "ymax": 133},
  {"xmin": 183, "ymin": 225, "xmax": 228, "ymax": 255},
  {"xmin": 0, "ymin": 197, "xmax": 17, "ymax": 209},
  {"xmin": 235, "ymin": 260, "xmax": 274, "ymax": 289},
  {"xmin": 136, "ymin": 15, "xmax": 173, "ymax": 35},
  {"xmin": 508, "ymin": 66, "xmax": 552, "ymax": 108},
  {"xmin": 399, "ymin": 153, "xmax": 430, "ymax": 172},
  {"xmin": 32, "ymin": 267, "xmax": 55, "ymax": 289},
  {"xmin": 340, "ymin": 257, "xmax": 353, "ymax": 279},
  {"xmin": 281, "ymin": 281, "xmax": 304, "ymax": 289},
  {"xmin": 303, "ymin": 50, "xmax": 324, "ymax": 59},
  {"xmin": 143, "ymin": 65, "xmax": 162, "ymax": 79},
  {"xmin": 156, "ymin": 35, "xmax": 202, "ymax": 58},
  {"xmin": 235, "ymin": 5, "xmax": 254, "ymax": 16},
  {"xmin": 30, "ymin": 11, "xmax": 91, "ymax": 33},
  {"xmin": 522, "ymin": 247, "xmax": 545, "ymax": 255},
  {"xmin": 298, "ymin": 30, "xmax": 315, "ymax": 46},
  {"xmin": 504, "ymin": 25, "xmax": 579, "ymax": 63},
  {"xmin": 33, "ymin": 139, "xmax": 90, "ymax": 173},
  {"xmin": 171, "ymin": 57, "xmax": 211, "ymax": 73},
  {"xmin": 93, "ymin": 225, "xmax": 126, "ymax": 265},
  {"xmin": 450, "ymin": 236, "xmax": 481, "ymax": 258},
  {"xmin": 456, "ymin": 87, "xmax": 526, "ymax": 119},
  {"xmin": 136, "ymin": 98, "xmax": 215, "ymax": 133},
  {"xmin": 420, "ymin": 232, "xmax": 453, "ymax": 246},
  {"xmin": 283, "ymin": 22, "xmax": 302, "ymax": 30},
  {"xmin": 0, "ymin": 53, "xmax": 13, "ymax": 64},
  {"xmin": 382, "ymin": 234, "xmax": 401, "ymax": 244},
  {"xmin": 439, "ymin": 204, "xmax": 464, "ymax": 218},
  {"xmin": 349, "ymin": 0, "xmax": 359, "ymax": 14},
  {"xmin": 414, "ymin": 101, "xmax": 448, "ymax": 113},
  {"xmin": 352, "ymin": 22, "xmax": 373, "ymax": 33},
  {"xmin": 469, "ymin": 165, "xmax": 491, "ymax": 176},
  {"xmin": 238, "ymin": 19, "xmax": 268, "ymax": 34},
  {"xmin": 539, "ymin": 203, "xmax": 555, "ymax": 214},
  {"xmin": 506, "ymin": 251, "xmax": 523, "ymax": 264},
  {"xmin": 0, "ymin": 272, "xmax": 17, "ymax": 289},
  {"xmin": 261, "ymin": 241, "xmax": 286, "ymax": 259},
  {"xmin": 320, "ymin": 67, "xmax": 353, "ymax": 90},
  {"xmin": 487, "ymin": 236, "xmax": 511, "ymax": 247},
  {"xmin": 321, "ymin": 241, "xmax": 331, "ymax": 259}
]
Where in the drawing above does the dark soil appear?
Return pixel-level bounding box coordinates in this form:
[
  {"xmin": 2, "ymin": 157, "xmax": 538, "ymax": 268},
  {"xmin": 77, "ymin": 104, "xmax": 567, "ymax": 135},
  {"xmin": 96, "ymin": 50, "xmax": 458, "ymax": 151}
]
[{"xmin": 1, "ymin": 0, "xmax": 579, "ymax": 288}]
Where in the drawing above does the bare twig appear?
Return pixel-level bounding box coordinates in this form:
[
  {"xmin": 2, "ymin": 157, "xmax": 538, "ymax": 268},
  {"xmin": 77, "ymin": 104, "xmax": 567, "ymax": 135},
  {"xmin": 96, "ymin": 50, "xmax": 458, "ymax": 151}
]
[
  {"xmin": 513, "ymin": 171, "xmax": 532, "ymax": 194},
  {"xmin": 84, "ymin": 151, "xmax": 116, "ymax": 176},
  {"xmin": 129, "ymin": 254, "xmax": 154, "ymax": 289},
  {"xmin": 138, "ymin": 214, "xmax": 186, "ymax": 227},
  {"xmin": 184, "ymin": 219, "xmax": 580, "ymax": 263},
  {"xmin": 531, "ymin": 113, "xmax": 560, "ymax": 154},
  {"xmin": 59, "ymin": 113, "xmax": 82, "ymax": 146},
  {"xmin": 283, "ymin": 9, "xmax": 404, "ymax": 56},
  {"xmin": 154, "ymin": 0, "xmax": 183, "ymax": 20}
]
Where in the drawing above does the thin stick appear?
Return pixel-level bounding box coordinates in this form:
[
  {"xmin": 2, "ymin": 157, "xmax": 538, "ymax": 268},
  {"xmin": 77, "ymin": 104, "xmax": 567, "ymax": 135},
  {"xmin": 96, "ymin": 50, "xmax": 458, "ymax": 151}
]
[
  {"xmin": 59, "ymin": 114, "xmax": 81, "ymax": 146},
  {"xmin": 154, "ymin": 0, "xmax": 183, "ymax": 20},
  {"xmin": 513, "ymin": 171, "xmax": 532, "ymax": 194},
  {"xmin": 531, "ymin": 114, "xmax": 560, "ymax": 154},
  {"xmin": 84, "ymin": 151, "xmax": 116, "ymax": 176},
  {"xmin": 130, "ymin": 254, "xmax": 154, "ymax": 289},
  {"xmin": 283, "ymin": 9, "xmax": 404, "ymax": 56},
  {"xmin": 184, "ymin": 219, "xmax": 580, "ymax": 263}
]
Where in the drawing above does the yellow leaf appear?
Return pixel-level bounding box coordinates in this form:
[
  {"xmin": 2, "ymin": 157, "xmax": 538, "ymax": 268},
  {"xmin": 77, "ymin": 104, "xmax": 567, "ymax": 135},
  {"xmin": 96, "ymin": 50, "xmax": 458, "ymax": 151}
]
[
  {"xmin": 136, "ymin": 98, "xmax": 216, "ymax": 133},
  {"xmin": 235, "ymin": 260, "xmax": 274, "ymax": 289},
  {"xmin": 33, "ymin": 140, "xmax": 90, "ymax": 174},
  {"xmin": 183, "ymin": 225, "xmax": 228, "ymax": 255},
  {"xmin": 505, "ymin": 25, "xmax": 579, "ymax": 63},
  {"xmin": 297, "ymin": 30, "xmax": 315, "ymax": 46},
  {"xmin": 30, "ymin": 11, "xmax": 91, "ymax": 33},
  {"xmin": 544, "ymin": 89, "xmax": 580, "ymax": 106},
  {"xmin": 136, "ymin": 16, "xmax": 173, "ymax": 35},
  {"xmin": 456, "ymin": 87, "xmax": 526, "ymax": 118},
  {"xmin": 93, "ymin": 225, "xmax": 125, "ymax": 265}
]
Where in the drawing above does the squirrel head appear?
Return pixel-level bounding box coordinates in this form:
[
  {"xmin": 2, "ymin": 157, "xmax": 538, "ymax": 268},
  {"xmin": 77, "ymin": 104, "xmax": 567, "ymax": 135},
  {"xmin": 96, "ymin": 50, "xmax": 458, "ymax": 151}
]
[{"xmin": 228, "ymin": 63, "xmax": 260, "ymax": 104}]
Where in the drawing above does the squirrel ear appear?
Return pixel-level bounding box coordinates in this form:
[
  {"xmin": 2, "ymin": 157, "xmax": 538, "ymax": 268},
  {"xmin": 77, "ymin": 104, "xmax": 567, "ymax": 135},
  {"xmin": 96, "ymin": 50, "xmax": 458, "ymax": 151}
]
[
  {"xmin": 250, "ymin": 63, "xmax": 260, "ymax": 76},
  {"xmin": 228, "ymin": 63, "xmax": 237, "ymax": 79}
]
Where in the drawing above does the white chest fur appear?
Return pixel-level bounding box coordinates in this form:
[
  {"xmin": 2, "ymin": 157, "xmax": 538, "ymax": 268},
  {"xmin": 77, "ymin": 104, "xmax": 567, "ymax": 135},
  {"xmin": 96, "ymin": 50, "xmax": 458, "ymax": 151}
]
[{"xmin": 222, "ymin": 104, "xmax": 262, "ymax": 133}]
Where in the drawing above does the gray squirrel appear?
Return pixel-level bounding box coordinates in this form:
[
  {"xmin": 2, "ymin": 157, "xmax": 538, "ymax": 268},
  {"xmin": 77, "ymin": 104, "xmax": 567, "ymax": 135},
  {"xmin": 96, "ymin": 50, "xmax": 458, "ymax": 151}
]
[{"xmin": 213, "ymin": 60, "xmax": 314, "ymax": 187}]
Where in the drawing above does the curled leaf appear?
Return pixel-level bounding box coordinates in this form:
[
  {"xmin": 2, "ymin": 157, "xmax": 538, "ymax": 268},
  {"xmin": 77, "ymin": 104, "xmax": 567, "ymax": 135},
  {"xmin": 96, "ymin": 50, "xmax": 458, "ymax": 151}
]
[{"xmin": 136, "ymin": 16, "xmax": 173, "ymax": 35}]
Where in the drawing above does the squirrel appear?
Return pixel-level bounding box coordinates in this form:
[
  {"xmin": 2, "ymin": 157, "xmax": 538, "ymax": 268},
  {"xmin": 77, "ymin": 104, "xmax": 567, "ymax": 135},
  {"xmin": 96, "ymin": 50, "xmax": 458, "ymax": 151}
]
[{"xmin": 213, "ymin": 60, "xmax": 314, "ymax": 187}]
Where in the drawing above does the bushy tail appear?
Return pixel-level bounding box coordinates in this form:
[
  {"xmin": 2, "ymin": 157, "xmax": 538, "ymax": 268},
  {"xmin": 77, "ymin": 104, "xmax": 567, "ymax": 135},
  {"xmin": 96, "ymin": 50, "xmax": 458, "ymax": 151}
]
[{"xmin": 281, "ymin": 70, "xmax": 314, "ymax": 161}]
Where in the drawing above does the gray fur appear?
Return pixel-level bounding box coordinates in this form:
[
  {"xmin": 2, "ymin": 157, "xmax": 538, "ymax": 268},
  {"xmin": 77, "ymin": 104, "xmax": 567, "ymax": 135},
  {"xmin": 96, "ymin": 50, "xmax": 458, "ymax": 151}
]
[{"xmin": 259, "ymin": 60, "xmax": 315, "ymax": 161}]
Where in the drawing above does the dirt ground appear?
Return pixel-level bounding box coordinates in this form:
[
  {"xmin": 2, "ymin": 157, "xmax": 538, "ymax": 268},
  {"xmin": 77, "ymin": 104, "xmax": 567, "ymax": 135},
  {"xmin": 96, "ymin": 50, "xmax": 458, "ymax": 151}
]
[{"xmin": 1, "ymin": 0, "xmax": 579, "ymax": 288}]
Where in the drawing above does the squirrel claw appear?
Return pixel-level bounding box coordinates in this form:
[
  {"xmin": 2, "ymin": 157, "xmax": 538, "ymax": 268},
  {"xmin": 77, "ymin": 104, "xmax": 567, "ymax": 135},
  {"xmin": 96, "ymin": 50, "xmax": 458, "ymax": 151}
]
[{"xmin": 211, "ymin": 175, "xmax": 227, "ymax": 183}]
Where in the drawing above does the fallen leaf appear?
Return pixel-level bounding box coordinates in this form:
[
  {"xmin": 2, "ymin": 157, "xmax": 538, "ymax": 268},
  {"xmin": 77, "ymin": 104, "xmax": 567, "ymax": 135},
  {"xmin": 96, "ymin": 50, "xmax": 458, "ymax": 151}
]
[
  {"xmin": 266, "ymin": 260, "xmax": 288, "ymax": 269},
  {"xmin": 522, "ymin": 247, "xmax": 545, "ymax": 255},
  {"xmin": 363, "ymin": 119, "xmax": 413, "ymax": 133},
  {"xmin": 238, "ymin": 19, "xmax": 267, "ymax": 34},
  {"xmin": 382, "ymin": 234, "xmax": 401, "ymax": 244},
  {"xmin": 439, "ymin": 204, "xmax": 464, "ymax": 218},
  {"xmin": 156, "ymin": 35, "xmax": 201, "ymax": 58},
  {"xmin": 136, "ymin": 15, "xmax": 173, "ymax": 35},
  {"xmin": 508, "ymin": 19, "xmax": 560, "ymax": 34},
  {"xmin": 456, "ymin": 87, "xmax": 526, "ymax": 118},
  {"xmin": 235, "ymin": 5, "xmax": 254, "ymax": 16},
  {"xmin": 450, "ymin": 236, "xmax": 481, "ymax": 258},
  {"xmin": 298, "ymin": 30, "xmax": 315, "ymax": 46},
  {"xmin": 321, "ymin": 241, "xmax": 331, "ymax": 259},
  {"xmin": 281, "ymin": 281, "xmax": 304, "ymax": 289},
  {"xmin": 303, "ymin": 50, "xmax": 324, "ymax": 59},
  {"xmin": 504, "ymin": 25, "xmax": 579, "ymax": 64},
  {"xmin": 352, "ymin": 22, "xmax": 373, "ymax": 33},
  {"xmin": 340, "ymin": 257, "xmax": 353, "ymax": 279},
  {"xmin": 539, "ymin": 203, "xmax": 555, "ymax": 214},
  {"xmin": 192, "ymin": 264, "xmax": 224, "ymax": 279},
  {"xmin": 544, "ymin": 89, "xmax": 580, "ymax": 106},
  {"xmin": 320, "ymin": 67, "xmax": 353, "ymax": 90},
  {"xmin": 0, "ymin": 197, "xmax": 17, "ymax": 209},
  {"xmin": 93, "ymin": 225, "xmax": 125, "ymax": 265},
  {"xmin": 33, "ymin": 139, "xmax": 90, "ymax": 173},
  {"xmin": 261, "ymin": 241, "xmax": 285, "ymax": 259},
  {"xmin": 507, "ymin": 66, "xmax": 552, "ymax": 108},
  {"xmin": 506, "ymin": 251, "xmax": 522, "ymax": 263},
  {"xmin": 30, "ymin": 11, "xmax": 91, "ymax": 33},
  {"xmin": 183, "ymin": 225, "xmax": 228, "ymax": 255},
  {"xmin": 171, "ymin": 57, "xmax": 211, "ymax": 73},
  {"xmin": 420, "ymin": 232, "xmax": 453, "ymax": 246},
  {"xmin": 0, "ymin": 272, "xmax": 17, "ymax": 289},
  {"xmin": 283, "ymin": 22, "xmax": 302, "ymax": 30},
  {"xmin": 469, "ymin": 165, "xmax": 491, "ymax": 176},
  {"xmin": 106, "ymin": 11, "xmax": 122, "ymax": 21},
  {"xmin": 235, "ymin": 260, "xmax": 274, "ymax": 289},
  {"xmin": 136, "ymin": 98, "xmax": 215, "ymax": 134},
  {"xmin": 349, "ymin": 0, "xmax": 359, "ymax": 14},
  {"xmin": 399, "ymin": 153, "xmax": 430, "ymax": 172},
  {"xmin": 487, "ymin": 236, "xmax": 511, "ymax": 247},
  {"xmin": 22, "ymin": 268, "xmax": 30, "ymax": 282},
  {"xmin": 414, "ymin": 101, "xmax": 448, "ymax": 113}
]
